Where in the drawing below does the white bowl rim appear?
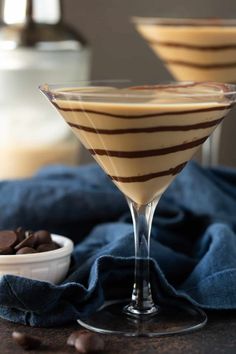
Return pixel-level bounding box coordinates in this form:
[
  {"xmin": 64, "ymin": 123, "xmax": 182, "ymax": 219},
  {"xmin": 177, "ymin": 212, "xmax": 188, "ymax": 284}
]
[{"xmin": 0, "ymin": 234, "xmax": 74, "ymax": 264}]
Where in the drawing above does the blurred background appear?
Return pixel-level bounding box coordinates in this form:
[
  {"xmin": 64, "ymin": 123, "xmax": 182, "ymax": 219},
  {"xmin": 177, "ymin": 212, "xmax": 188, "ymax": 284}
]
[
  {"xmin": 1, "ymin": 0, "xmax": 236, "ymax": 178},
  {"xmin": 64, "ymin": 0, "xmax": 236, "ymax": 82},
  {"xmin": 63, "ymin": 0, "xmax": 236, "ymax": 167}
]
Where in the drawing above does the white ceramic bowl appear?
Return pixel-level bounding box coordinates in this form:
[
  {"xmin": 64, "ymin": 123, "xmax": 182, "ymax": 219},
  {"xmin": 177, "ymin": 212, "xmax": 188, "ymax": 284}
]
[{"xmin": 0, "ymin": 234, "xmax": 73, "ymax": 284}]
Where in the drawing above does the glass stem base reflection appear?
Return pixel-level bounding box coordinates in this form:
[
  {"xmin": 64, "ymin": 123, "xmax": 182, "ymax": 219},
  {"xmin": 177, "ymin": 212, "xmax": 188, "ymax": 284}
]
[{"xmin": 77, "ymin": 300, "xmax": 207, "ymax": 337}]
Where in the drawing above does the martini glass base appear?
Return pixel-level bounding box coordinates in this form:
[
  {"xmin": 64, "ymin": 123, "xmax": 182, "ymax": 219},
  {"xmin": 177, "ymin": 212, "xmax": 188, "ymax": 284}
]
[{"xmin": 77, "ymin": 301, "xmax": 207, "ymax": 337}]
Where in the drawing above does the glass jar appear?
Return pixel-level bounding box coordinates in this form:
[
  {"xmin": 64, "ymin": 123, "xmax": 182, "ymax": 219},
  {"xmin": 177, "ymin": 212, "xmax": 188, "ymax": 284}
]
[{"xmin": 0, "ymin": 0, "xmax": 91, "ymax": 178}]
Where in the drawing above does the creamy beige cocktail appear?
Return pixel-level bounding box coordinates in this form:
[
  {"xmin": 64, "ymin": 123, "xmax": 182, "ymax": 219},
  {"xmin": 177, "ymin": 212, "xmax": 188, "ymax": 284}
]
[
  {"xmin": 134, "ymin": 18, "xmax": 236, "ymax": 166},
  {"xmin": 47, "ymin": 83, "xmax": 231, "ymax": 205},
  {"xmin": 134, "ymin": 18, "xmax": 236, "ymax": 82}
]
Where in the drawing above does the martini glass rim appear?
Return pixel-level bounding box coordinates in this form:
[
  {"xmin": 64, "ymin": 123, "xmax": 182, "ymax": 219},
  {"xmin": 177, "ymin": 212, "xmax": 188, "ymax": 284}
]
[
  {"xmin": 39, "ymin": 80, "xmax": 236, "ymax": 101},
  {"xmin": 131, "ymin": 16, "xmax": 236, "ymax": 26}
]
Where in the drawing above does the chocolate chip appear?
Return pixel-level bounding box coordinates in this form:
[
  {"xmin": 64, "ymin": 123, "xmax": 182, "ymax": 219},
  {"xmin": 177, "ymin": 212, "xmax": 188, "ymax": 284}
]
[
  {"xmin": 16, "ymin": 247, "xmax": 37, "ymax": 255},
  {"xmin": 12, "ymin": 331, "xmax": 41, "ymax": 350},
  {"xmin": 34, "ymin": 230, "xmax": 52, "ymax": 246},
  {"xmin": 0, "ymin": 231, "xmax": 18, "ymax": 253},
  {"xmin": 0, "ymin": 246, "xmax": 14, "ymax": 255},
  {"xmin": 67, "ymin": 331, "xmax": 105, "ymax": 353},
  {"xmin": 14, "ymin": 234, "xmax": 37, "ymax": 251},
  {"xmin": 36, "ymin": 242, "xmax": 58, "ymax": 252},
  {"xmin": 67, "ymin": 330, "xmax": 88, "ymax": 346},
  {"xmin": 0, "ymin": 227, "xmax": 61, "ymax": 255}
]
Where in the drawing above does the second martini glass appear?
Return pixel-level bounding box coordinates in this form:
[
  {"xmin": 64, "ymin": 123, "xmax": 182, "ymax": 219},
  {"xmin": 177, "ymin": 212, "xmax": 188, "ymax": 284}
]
[
  {"xmin": 133, "ymin": 17, "xmax": 236, "ymax": 166},
  {"xmin": 40, "ymin": 80, "xmax": 236, "ymax": 336}
]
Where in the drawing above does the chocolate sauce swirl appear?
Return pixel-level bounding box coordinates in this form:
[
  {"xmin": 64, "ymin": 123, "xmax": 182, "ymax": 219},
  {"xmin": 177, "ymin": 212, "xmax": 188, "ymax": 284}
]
[
  {"xmin": 68, "ymin": 116, "xmax": 224, "ymax": 134},
  {"xmin": 165, "ymin": 59, "xmax": 236, "ymax": 69},
  {"xmin": 88, "ymin": 136, "xmax": 208, "ymax": 158},
  {"xmin": 149, "ymin": 39, "xmax": 236, "ymax": 51},
  {"xmin": 108, "ymin": 162, "xmax": 188, "ymax": 183},
  {"xmin": 54, "ymin": 102, "xmax": 231, "ymax": 118}
]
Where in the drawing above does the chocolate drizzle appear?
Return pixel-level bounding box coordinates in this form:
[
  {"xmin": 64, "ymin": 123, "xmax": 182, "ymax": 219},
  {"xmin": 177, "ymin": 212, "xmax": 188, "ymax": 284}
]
[
  {"xmin": 128, "ymin": 82, "xmax": 197, "ymax": 89},
  {"xmin": 165, "ymin": 59, "xmax": 236, "ymax": 69},
  {"xmin": 88, "ymin": 136, "xmax": 208, "ymax": 158},
  {"xmin": 109, "ymin": 162, "xmax": 188, "ymax": 183},
  {"xmin": 142, "ymin": 19, "xmax": 236, "ymax": 27},
  {"xmin": 149, "ymin": 39, "xmax": 236, "ymax": 51},
  {"xmin": 68, "ymin": 116, "xmax": 224, "ymax": 134},
  {"xmin": 54, "ymin": 102, "xmax": 231, "ymax": 118}
]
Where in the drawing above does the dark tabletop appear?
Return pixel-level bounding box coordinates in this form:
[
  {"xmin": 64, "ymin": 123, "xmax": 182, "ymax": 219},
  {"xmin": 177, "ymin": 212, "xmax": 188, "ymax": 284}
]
[{"xmin": 0, "ymin": 311, "xmax": 235, "ymax": 354}]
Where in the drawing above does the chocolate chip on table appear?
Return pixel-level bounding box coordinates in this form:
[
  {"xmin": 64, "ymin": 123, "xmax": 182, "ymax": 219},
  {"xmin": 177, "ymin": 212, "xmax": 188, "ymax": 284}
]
[
  {"xmin": 0, "ymin": 230, "xmax": 18, "ymax": 253},
  {"xmin": 67, "ymin": 330, "xmax": 105, "ymax": 353},
  {"xmin": 12, "ymin": 331, "xmax": 41, "ymax": 350},
  {"xmin": 75, "ymin": 332, "xmax": 105, "ymax": 353},
  {"xmin": 16, "ymin": 247, "xmax": 37, "ymax": 255},
  {"xmin": 67, "ymin": 330, "xmax": 88, "ymax": 346}
]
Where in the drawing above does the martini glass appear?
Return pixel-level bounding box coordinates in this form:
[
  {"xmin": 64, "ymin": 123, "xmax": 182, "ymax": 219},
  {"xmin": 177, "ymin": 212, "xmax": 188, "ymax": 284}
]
[
  {"xmin": 133, "ymin": 17, "xmax": 236, "ymax": 166},
  {"xmin": 40, "ymin": 80, "xmax": 236, "ymax": 337}
]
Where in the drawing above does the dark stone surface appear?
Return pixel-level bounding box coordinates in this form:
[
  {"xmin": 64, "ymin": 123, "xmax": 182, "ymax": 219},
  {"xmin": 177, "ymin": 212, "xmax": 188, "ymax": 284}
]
[{"xmin": 0, "ymin": 312, "xmax": 235, "ymax": 354}]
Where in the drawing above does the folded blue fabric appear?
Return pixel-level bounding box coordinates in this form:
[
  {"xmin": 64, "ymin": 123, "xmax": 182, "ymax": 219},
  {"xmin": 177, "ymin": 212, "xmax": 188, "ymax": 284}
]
[{"xmin": 0, "ymin": 161, "xmax": 236, "ymax": 327}]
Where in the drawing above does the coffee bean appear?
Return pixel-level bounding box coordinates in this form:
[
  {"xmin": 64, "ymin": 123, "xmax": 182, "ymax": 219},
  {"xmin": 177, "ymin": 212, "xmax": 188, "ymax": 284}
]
[
  {"xmin": 14, "ymin": 234, "xmax": 37, "ymax": 251},
  {"xmin": 12, "ymin": 331, "xmax": 41, "ymax": 350},
  {"xmin": 0, "ymin": 231, "xmax": 18, "ymax": 253},
  {"xmin": 67, "ymin": 331, "xmax": 105, "ymax": 353},
  {"xmin": 16, "ymin": 247, "xmax": 37, "ymax": 255},
  {"xmin": 36, "ymin": 242, "xmax": 58, "ymax": 252},
  {"xmin": 34, "ymin": 230, "xmax": 52, "ymax": 246}
]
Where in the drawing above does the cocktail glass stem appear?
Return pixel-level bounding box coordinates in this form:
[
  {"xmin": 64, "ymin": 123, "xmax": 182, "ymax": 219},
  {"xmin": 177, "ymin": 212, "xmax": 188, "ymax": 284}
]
[
  {"xmin": 202, "ymin": 125, "xmax": 222, "ymax": 166},
  {"xmin": 124, "ymin": 197, "xmax": 159, "ymax": 316}
]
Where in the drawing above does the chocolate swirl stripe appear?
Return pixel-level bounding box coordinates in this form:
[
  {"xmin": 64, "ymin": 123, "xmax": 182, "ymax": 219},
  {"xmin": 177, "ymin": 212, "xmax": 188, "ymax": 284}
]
[
  {"xmin": 145, "ymin": 20, "xmax": 236, "ymax": 27},
  {"xmin": 68, "ymin": 116, "xmax": 224, "ymax": 135},
  {"xmin": 53, "ymin": 101, "xmax": 231, "ymax": 118},
  {"xmin": 149, "ymin": 39, "xmax": 236, "ymax": 51},
  {"xmin": 88, "ymin": 136, "xmax": 208, "ymax": 158},
  {"xmin": 128, "ymin": 82, "xmax": 197, "ymax": 89},
  {"xmin": 164, "ymin": 59, "xmax": 236, "ymax": 69},
  {"xmin": 109, "ymin": 162, "xmax": 188, "ymax": 183}
]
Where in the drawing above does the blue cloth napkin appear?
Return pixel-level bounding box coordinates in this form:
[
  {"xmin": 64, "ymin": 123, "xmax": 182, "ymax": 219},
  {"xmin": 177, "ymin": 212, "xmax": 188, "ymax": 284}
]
[{"xmin": 0, "ymin": 161, "xmax": 236, "ymax": 327}]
